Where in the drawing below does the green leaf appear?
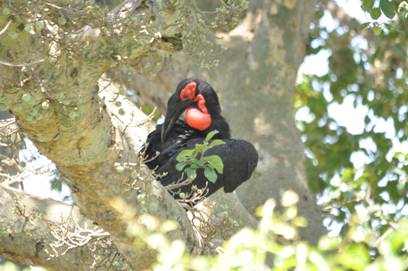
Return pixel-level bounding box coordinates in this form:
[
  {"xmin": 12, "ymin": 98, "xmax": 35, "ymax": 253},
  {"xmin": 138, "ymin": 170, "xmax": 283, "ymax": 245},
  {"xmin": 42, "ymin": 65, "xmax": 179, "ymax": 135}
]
[
  {"xmin": 359, "ymin": 22, "xmax": 371, "ymax": 30},
  {"xmin": 195, "ymin": 159, "xmax": 207, "ymax": 167},
  {"xmin": 194, "ymin": 143, "xmax": 205, "ymax": 153},
  {"xmin": 370, "ymin": 7, "xmax": 381, "ymax": 19},
  {"xmin": 176, "ymin": 149, "xmax": 195, "ymax": 162},
  {"xmin": 175, "ymin": 162, "xmax": 187, "ymax": 172},
  {"xmin": 361, "ymin": 0, "xmax": 374, "ymax": 11},
  {"xmin": 208, "ymin": 139, "xmax": 225, "ymax": 148},
  {"xmin": 190, "ymin": 163, "xmax": 200, "ymax": 170},
  {"xmin": 372, "ymin": 25, "xmax": 382, "ymax": 35},
  {"xmin": 380, "ymin": 0, "xmax": 395, "ymax": 18},
  {"xmin": 336, "ymin": 244, "xmax": 370, "ymax": 270},
  {"xmin": 342, "ymin": 168, "xmax": 354, "ymax": 182},
  {"xmin": 205, "ymin": 130, "xmax": 219, "ymax": 142},
  {"xmin": 204, "ymin": 155, "xmax": 224, "ymax": 174},
  {"xmin": 204, "ymin": 167, "xmax": 217, "ymax": 183},
  {"xmin": 185, "ymin": 168, "xmax": 197, "ymax": 180},
  {"xmin": 177, "ymin": 156, "xmax": 190, "ymax": 162}
]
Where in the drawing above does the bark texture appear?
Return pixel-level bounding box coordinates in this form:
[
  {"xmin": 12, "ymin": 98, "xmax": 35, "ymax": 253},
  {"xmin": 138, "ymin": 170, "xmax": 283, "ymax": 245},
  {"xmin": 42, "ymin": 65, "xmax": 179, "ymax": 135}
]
[
  {"xmin": 0, "ymin": 185, "xmax": 131, "ymax": 271},
  {"xmin": 0, "ymin": 1, "xmax": 215, "ymax": 268},
  {"xmin": 214, "ymin": 0, "xmax": 326, "ymax": 243}
]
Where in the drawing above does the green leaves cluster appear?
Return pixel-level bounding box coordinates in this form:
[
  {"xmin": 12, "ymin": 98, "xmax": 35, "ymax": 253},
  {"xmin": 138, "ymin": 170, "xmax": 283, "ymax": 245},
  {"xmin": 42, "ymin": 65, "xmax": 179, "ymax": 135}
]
[
  {"xmin": 298, "ymin": 0, "xmax": 408, "ymax": 235},
  {"xmin": 361, "ymin": 0, "xmax": 406, "ymax": 19},
  {"xmin": 175, "ymin": 130, "xmax": 224, "ymax": 184},
  {"xmin": 4, "ymin": 193, "xmax": 408, "ymax": 270},
  {"xmin": 117, "ymin": 191, "xmax": 408, "ymax": 271}
]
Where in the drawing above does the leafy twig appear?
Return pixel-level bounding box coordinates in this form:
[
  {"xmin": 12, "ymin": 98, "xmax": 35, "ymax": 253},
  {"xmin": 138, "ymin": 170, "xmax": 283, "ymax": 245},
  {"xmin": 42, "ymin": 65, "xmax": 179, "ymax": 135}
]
[{"xmin": 175, "ymin": 130, "xmax": 225, "ymax": 184}]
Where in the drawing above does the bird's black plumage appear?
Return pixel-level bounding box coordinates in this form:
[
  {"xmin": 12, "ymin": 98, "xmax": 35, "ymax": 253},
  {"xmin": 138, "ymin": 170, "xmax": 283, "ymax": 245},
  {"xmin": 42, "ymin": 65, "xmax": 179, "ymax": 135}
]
[{"xmin": 141, "ymin": 78, "xmax": 258, "ymax": 205}]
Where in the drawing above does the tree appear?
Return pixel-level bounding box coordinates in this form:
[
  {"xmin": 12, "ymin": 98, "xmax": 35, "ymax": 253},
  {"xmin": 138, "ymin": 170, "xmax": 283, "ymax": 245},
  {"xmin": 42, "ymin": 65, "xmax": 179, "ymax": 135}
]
[
  {"xmin": 2, "ymin": 0, "xmax": 406, "ymax": 270},
  {"xmin": 0, "ymin": 0, "xmax": 324, "ymax": 269},
  {"xmin": 0, "ymin": 0, "xmax": 323, "ymax": 268},
  {"xmin": 297, "ymin": 0, "xmax": 407, "ymax": 236}
]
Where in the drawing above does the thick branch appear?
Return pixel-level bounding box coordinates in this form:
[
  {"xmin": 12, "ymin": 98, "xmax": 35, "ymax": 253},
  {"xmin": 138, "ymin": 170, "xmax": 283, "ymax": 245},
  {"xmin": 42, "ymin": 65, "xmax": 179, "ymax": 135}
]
[
  {"xmin": 0, "ymin": 185, "xmax": 131, "ymax": 271},
  {"xmin": 14, "ymin": 79, "xmax": 195, "ymax": 269}
]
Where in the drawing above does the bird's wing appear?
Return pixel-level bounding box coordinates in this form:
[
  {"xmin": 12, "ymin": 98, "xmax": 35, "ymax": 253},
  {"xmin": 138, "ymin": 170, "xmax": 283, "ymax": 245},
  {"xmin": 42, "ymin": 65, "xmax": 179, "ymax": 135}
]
[
  {"xmin": 140, "ymin": 121, "xmax": 198, "ymax": 169},
  {"xmin": 157, "ymin": 138, "xmax": 258, "ymax": 198}
]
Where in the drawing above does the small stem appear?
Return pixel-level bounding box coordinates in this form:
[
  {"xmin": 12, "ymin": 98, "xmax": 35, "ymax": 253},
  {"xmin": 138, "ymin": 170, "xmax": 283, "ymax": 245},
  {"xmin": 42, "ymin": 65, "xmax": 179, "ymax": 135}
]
[
  {"xmin": 0, "ymin": 59, "xmax": 45, "ymax": 68},
  {"xmin": 0, "ymin": 20, "xmax": 12, "ymax": 36}
]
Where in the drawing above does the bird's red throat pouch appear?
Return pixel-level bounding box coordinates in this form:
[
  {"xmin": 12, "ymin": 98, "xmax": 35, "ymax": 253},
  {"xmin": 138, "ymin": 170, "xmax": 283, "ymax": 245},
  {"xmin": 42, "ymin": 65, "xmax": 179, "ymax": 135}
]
[
  {"xmin": 186, "ymin": 94, "xmax": 211, "ymax": 131},
  {"xmin": 180, "ymin": 82, "xmax": 211, "ymax": 131}
]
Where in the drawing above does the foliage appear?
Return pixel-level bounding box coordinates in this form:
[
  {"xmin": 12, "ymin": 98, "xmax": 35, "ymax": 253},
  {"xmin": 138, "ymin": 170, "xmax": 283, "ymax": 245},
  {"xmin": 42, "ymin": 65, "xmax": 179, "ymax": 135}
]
[
  {"xmin": 3, "ymin": 191, "xmax": 408, "ymax": 270},
  {"xmin": 361, "ymin": 0, "xmax": 408, "ymax": 19},
  {"xmin": 176, "ymin": 130, "xmax": 225, "ymax": 183},
  {"xmin": 296, "ymin": 0, "xmax": 408, "ymax": 235},
  {"xmin": 116, "ymin": 191, "xmax": 408, "ymax": 271}
]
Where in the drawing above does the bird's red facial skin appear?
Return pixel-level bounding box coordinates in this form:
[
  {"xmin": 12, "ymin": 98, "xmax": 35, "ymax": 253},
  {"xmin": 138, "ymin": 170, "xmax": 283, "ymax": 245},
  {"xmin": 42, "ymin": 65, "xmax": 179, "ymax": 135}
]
[
  {"xmin": 180, "ymin": 82, "xmax": 211, "ymax": 131},
  {"xmin": 193, "ymin": 94, "xmax": 208, "ymax": 114},
  {"xmin": 179, "ymin": 82, "xmax": 197, "ymax": 101},
  {"xmin": 185, "ymin": 107, "xmax": 211, "ymax": 131}
]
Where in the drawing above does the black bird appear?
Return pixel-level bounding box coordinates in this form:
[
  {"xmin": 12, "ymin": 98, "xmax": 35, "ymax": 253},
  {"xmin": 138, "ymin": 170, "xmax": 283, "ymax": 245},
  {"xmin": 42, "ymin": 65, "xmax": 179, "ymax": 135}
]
[{"xmin": 142, "ymin": 78, "xmax": 258, "ymax": 206}]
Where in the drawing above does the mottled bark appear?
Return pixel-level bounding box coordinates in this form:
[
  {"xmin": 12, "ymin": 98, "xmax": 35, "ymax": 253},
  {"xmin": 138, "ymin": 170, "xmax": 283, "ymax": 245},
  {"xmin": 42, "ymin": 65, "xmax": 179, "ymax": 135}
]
[
  {"xmin": 0, "ymin": 1, "xmax": 202, "ymax": 268},
  {"xmin": 0, "ymin": 113, "xmax": 23, "ymax": 189},
  {"xmin": 213, "ymin": 0, "xmax": 325, "ymax": 243},
  {"xmin": 0, "ymin": 185, "xmax": 131, "ymax": 271}
]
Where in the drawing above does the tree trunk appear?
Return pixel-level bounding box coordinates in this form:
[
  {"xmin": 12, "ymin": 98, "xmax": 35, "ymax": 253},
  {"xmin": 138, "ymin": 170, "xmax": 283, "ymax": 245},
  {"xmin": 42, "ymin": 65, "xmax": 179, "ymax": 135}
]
[{"xmin": 213, "ymin": 0, "xmax": 326, "ymax": 243}]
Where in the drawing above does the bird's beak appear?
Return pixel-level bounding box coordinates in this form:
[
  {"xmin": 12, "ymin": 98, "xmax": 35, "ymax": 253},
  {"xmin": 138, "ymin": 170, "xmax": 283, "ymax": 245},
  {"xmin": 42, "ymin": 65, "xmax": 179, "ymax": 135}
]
[{"xmin": 161, "ymin": 96, "xmax": 194, "ymax": 143}]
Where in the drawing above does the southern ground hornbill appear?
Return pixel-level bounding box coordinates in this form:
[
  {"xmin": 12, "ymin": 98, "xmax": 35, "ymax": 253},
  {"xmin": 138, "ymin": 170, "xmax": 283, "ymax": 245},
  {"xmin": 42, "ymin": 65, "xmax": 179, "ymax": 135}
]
[{"xmin": 141, "ymin": 78, "xmax": 258, "ymax": 206}]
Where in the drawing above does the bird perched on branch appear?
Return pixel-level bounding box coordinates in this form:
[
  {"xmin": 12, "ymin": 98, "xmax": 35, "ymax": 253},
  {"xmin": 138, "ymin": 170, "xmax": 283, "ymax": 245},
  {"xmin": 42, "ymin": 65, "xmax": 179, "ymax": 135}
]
[{"xmin": 141, "ymin": 78, "xmax": 258, "ymax": 206}]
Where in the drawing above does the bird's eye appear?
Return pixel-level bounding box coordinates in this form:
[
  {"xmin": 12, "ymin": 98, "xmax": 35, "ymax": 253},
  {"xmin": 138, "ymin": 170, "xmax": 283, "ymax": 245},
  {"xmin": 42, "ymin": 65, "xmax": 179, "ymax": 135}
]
[{"xmin": 179, "ymin": 82, "xmax": 197, "ymax": 101}]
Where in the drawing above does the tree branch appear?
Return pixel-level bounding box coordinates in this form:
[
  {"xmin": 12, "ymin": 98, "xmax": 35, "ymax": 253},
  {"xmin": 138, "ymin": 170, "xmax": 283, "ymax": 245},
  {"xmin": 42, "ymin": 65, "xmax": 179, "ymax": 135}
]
[
  {"xmin": 0, "ymin": 184, "xmax": 131, "ymax": 271},
  {"xmin": 0, "ymin": 0, "xmax": 215, "ymax": 267}
]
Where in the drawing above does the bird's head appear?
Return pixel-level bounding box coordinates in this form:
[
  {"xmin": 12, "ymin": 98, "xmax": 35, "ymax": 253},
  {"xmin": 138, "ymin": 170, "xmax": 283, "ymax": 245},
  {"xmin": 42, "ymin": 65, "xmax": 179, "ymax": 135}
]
[{"xmin": 161, "ymin": 78, "xmax": 222, "ymax": 143}]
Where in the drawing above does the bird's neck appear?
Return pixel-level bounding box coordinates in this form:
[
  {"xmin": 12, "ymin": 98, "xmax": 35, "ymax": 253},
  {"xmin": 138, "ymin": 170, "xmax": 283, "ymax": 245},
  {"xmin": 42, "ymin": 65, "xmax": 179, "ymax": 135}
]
[{"xmin": 207, "ymin": 114, "xmax": 231, "ymax": 139}]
